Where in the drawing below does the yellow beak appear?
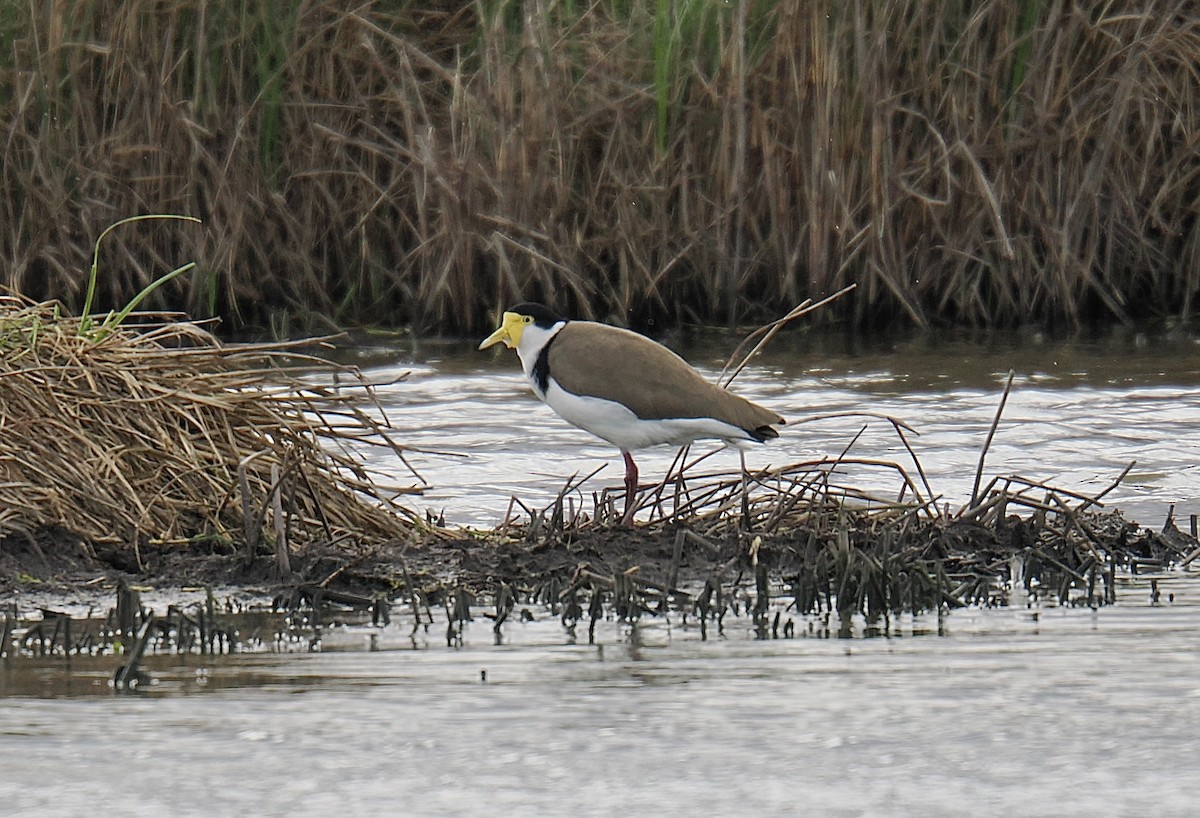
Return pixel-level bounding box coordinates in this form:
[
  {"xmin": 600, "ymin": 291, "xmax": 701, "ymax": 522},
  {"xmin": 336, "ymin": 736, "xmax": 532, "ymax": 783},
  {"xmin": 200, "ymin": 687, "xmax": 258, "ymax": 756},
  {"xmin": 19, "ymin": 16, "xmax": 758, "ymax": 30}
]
[{"xmin": 478, "ymin": 311, "xmax": 525, "ymax": 350}]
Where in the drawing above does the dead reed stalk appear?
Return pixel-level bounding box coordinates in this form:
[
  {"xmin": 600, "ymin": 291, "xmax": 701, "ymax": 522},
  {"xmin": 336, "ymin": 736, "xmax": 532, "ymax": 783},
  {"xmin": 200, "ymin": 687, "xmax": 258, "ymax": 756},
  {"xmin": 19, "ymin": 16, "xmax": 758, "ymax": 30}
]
[{"xmin": 1, "ymin": 1, "xmax": 1196, "ymax": 333}]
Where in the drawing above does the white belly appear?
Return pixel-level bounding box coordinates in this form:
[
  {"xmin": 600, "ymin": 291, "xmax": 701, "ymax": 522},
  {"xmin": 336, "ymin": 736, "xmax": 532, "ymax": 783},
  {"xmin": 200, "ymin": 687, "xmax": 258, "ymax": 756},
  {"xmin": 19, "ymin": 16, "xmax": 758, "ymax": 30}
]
[{"xmin": 542, "ymin": 379, "xmax": 753, "ymax": 451}]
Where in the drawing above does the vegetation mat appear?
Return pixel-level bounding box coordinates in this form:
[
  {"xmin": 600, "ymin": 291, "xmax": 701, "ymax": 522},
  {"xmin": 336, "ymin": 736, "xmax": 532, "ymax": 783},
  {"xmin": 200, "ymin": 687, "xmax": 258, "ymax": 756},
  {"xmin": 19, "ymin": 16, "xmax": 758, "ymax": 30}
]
[{"xmin": 0, "ymin": 295, "xmax": 421, "ymax": 585}]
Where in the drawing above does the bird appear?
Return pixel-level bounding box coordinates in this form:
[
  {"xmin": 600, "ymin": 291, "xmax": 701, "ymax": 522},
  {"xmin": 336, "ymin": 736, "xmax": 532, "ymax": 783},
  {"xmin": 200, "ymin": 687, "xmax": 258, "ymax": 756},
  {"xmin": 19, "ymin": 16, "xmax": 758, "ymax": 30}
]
[{"xmin": 479, "ymin": 302, "xmax": 784, "ymax": 525}]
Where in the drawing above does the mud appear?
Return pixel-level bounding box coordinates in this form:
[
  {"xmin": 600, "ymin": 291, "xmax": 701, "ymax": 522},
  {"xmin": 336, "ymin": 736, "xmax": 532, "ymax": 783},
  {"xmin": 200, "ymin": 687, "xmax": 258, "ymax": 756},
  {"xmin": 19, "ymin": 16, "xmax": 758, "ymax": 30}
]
[{"xmin": 3, "ymin": 506, "xmax": 1194, "ymax": 615}]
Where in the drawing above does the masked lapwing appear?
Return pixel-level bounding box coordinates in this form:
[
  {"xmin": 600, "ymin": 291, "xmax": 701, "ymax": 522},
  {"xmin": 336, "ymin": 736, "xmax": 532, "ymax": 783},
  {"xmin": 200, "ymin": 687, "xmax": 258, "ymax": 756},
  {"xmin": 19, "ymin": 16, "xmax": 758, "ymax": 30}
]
[{"xmin": 479, "ymin": 303, "xmax": 784, "ymax": 525}]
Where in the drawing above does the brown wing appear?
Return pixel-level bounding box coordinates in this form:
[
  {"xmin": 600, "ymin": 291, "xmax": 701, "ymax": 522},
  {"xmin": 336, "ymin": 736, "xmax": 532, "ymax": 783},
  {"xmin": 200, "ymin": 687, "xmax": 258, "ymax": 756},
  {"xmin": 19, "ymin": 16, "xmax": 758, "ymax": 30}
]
[{"xmin": 547, "ymin": 322, "xmax": 783, "ymax": 437}]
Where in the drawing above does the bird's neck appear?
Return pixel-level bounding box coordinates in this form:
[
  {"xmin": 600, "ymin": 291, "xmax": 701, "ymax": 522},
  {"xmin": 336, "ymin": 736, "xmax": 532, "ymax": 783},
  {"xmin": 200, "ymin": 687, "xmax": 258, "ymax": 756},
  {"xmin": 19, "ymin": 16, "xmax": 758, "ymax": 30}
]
[{"xmin": 517, "ymin": 321, "xmax": 567, "ymax": 390}]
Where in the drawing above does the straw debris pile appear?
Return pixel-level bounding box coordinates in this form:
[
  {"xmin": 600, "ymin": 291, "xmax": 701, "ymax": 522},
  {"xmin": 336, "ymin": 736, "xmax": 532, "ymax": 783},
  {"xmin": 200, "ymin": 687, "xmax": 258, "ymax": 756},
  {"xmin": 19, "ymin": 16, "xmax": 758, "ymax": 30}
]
[{"xmin": 0, "ymin": 296, "xmax": 417, "ymax": 553}]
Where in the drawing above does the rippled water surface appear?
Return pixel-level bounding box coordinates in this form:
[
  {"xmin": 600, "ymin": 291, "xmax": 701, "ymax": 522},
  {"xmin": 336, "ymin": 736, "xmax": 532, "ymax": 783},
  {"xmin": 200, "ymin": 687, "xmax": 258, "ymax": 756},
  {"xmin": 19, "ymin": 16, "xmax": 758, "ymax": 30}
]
[
  {"xmin": 356, "ymin": 332, "xmax": 1200, "ymax": 528},
  {"xmin": 3, "ymin": 332, "xmax": 1200, "ymax": 817},
  {"xmin": 2, "ymin": 576, "xmax": 1199, "ymax": 817}
]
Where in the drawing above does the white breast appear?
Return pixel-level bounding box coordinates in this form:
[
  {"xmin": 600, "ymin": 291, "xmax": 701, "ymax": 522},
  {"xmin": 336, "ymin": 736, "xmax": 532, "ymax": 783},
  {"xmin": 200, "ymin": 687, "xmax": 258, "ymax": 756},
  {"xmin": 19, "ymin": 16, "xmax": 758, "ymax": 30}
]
[{"xmin": 542, "ymin": 379, "xmax": 754, "ymax": 451}]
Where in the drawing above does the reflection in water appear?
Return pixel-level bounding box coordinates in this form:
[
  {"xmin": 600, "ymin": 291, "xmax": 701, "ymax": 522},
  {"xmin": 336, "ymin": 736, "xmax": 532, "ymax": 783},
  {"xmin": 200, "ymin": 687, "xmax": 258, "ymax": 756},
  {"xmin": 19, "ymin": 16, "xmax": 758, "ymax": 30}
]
[
  {"xmin": 348, "ymin": 333, "xmax": 1200, "ymax": 528},
  {"xmin": 0, "ymin": 576, "xmax": 1198, "ymax": 816}
]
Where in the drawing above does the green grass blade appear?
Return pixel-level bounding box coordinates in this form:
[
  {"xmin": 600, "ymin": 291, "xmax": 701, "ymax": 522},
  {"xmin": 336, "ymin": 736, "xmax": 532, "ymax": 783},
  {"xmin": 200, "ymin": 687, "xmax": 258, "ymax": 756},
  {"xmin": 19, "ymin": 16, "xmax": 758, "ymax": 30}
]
[
  {"xmin": 95, "ymin": 262, "xmax": 197, "ymax": 341},
  {"xmin": 82, "ymin": 214, "xmax": 202, "ymax": 336}
]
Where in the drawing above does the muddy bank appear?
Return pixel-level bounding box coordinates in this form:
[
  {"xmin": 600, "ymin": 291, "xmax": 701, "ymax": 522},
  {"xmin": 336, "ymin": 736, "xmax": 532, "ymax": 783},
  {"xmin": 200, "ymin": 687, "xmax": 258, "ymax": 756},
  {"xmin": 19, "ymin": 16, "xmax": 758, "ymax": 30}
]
[{"xmin": 3, "ymin": 506, "xmax": 1196, "ymax": 616}]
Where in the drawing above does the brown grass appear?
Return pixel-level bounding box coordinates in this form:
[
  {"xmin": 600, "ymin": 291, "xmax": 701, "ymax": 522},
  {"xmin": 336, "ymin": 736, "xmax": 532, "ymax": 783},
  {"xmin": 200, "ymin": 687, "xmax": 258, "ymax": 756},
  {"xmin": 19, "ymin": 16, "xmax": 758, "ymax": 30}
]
[
  {"xmin": 1, "ymin": 1, "xmax": 1196, "ymax": 334},
  {"xmin": 0, "ymin": 295, "xmax": 420, "ymax": 552}
]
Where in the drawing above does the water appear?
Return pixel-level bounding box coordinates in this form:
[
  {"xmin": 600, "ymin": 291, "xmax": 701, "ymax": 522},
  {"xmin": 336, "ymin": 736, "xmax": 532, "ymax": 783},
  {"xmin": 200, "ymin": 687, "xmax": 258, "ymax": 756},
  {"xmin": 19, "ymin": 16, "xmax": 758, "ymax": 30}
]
[
  {"xmin": 354, "ymin": 331, "xmax": 1200, "ymax": 528},
  {"xmin": 2, "ymin": 576, "xmax": 1199, "ymax": 816},
  {"xmin": 3, "ymin": 331, "xmax": 1200, "ymax": 816}
]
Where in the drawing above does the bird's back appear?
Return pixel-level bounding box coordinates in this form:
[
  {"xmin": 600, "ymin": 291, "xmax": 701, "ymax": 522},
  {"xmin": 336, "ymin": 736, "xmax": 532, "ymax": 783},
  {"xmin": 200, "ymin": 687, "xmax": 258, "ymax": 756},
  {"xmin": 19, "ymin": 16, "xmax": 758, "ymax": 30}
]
[{"xmin": 547, "ymin": 322, "xmax": 783, "ymax": 438}]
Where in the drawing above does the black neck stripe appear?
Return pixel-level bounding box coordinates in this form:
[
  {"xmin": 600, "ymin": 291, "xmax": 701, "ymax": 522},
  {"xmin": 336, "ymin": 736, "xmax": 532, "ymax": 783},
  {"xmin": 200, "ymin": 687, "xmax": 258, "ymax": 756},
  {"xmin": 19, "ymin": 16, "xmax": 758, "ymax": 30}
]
[{"xmin": 532, "ymin": 329, "xmax": 560, "ymax": 394}]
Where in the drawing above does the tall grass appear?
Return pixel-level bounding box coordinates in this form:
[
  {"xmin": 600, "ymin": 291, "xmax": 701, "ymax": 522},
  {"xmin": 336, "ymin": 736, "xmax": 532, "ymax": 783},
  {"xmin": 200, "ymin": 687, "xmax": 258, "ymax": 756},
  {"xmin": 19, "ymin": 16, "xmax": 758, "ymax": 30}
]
[{"xmin": 1, "ymin": 0, "xmax": 1196, "ymax": 335}]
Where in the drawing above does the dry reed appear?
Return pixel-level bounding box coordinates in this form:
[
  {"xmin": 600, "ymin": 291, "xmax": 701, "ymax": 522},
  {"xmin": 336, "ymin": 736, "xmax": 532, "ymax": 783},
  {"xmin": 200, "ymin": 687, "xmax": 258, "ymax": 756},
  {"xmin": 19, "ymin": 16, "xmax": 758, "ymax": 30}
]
[
  {"xmin": 0, "ymin": 295, "xmax": 420, "ymax": 552},
  {"xmin": 1, "ymin": 1, "xmax": 1197, "ymax": 334}
]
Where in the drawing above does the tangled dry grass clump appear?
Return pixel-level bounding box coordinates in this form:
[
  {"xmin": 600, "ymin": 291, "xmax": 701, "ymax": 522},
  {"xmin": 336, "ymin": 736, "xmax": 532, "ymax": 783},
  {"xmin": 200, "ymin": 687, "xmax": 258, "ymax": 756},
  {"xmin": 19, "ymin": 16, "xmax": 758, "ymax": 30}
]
[
  {"xmin": 1, "ymin": 1, "xmax": 1197, "ymax": 334},
  {"xmin": 0, "ymin": 295, "xmax": 421, "ymax": 560}
]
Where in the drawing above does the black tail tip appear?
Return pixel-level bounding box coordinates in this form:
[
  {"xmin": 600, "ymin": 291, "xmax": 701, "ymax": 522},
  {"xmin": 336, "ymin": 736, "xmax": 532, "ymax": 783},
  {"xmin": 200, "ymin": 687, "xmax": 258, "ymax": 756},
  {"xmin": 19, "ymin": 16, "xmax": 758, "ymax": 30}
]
[{"xmin": 751, "ymin": 424, "xmax": 780, "ymax": 442}]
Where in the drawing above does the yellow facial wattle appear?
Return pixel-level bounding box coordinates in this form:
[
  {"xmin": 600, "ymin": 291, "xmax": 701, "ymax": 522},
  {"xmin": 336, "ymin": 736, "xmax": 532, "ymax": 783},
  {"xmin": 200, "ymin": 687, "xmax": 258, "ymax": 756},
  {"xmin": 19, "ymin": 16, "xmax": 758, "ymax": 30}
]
[{"xmin": 478, "ymin": 311, "xmax": 529, "ymax": 350}]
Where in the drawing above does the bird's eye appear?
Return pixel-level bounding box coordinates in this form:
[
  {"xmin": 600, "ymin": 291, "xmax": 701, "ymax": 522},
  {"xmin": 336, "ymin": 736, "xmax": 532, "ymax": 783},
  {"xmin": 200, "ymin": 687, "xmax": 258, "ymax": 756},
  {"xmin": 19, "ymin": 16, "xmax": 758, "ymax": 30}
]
[{"xmin": 523, "ymin": 316, "xmax": 532, "ymax": 324}]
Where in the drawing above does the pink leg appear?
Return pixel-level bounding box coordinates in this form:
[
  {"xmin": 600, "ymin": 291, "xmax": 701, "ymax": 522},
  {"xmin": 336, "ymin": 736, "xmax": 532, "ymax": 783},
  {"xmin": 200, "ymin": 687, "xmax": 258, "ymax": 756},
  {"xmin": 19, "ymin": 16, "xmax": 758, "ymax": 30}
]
[{"xmin": 620, "ymin": 450, "xmax": 639, "ymax": 526}]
